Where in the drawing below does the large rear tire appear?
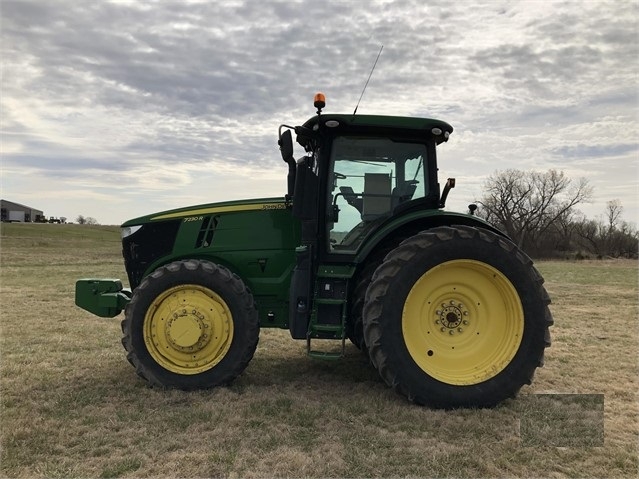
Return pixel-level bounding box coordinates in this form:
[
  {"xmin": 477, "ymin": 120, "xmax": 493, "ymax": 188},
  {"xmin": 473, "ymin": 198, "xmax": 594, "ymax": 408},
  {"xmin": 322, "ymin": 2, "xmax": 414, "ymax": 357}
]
[
  {"xmin": 347, "ymin": 241, "xmax": 407, "ymax": 354},
  {"xmin": 346, "ymin": 260, "xmax": 379, "ymax": 353},
  {"xmin": 121, "ymin": 259, "xmax": 259, "ymax": 389},
  {"xmin": 363, "ymin": 226, "xmax": 552, "ymax": 408}
]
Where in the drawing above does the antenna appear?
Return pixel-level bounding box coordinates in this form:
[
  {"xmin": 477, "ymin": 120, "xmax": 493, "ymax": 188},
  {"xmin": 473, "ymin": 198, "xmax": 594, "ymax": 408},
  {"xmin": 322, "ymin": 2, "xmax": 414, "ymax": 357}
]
[{"xmin": 353, "ymin": 44, "xmax": 383, "ymax": 116}]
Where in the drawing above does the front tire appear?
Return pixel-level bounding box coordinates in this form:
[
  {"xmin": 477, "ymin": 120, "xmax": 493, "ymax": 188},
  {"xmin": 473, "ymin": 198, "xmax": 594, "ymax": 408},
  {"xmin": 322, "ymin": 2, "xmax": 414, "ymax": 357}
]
[
  {"xmin": 121, "ymin": 260, "xmax": 259, "ymax": 389},
  {"xmin": 363, "ymin": 226, "xmax": 552, "ymax": 408}
]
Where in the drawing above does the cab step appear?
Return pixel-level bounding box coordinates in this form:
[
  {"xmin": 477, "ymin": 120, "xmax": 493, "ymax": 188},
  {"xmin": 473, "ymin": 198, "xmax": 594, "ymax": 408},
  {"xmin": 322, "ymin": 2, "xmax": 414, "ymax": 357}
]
[
  {"xmin": 306, "ymin": 334, "xmax": 346, "ymax": 360},
  {"xmin": 307, "ymin": 347, "xmax": 344, "ymax": 360},
  {"xmin": 306, "ymin": 268, "xmax": 350, "ymax": 360}
]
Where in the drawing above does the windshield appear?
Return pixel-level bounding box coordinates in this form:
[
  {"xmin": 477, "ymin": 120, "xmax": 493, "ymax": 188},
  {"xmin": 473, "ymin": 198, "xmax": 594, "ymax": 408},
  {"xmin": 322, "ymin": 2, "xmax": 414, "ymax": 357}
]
[{"xmin": 327, "ymin": 137, "xmax": 429, "ymax": 253}]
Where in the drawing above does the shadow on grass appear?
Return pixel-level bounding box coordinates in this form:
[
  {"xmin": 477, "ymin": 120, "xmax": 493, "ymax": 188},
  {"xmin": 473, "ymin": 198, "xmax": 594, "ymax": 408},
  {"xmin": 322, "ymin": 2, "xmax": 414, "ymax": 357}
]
[{"xmin": 20, "ymin": 340, "xmax": 385, "ymax": 410}]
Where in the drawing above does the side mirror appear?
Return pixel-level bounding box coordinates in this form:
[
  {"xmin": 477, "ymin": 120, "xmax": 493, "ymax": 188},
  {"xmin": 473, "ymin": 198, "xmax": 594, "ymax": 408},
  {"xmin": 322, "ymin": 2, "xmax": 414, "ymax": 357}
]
[
  {"xmin": 279, "ymin": 129, "xmax": 294, "ymax": 163},
  {"xmin": 439, "ymin": 177, "xmax": 456, "ymax": 208},
  {"xmin": 279, "ymin": 128, "xmax": 296, "ymax": 200}
]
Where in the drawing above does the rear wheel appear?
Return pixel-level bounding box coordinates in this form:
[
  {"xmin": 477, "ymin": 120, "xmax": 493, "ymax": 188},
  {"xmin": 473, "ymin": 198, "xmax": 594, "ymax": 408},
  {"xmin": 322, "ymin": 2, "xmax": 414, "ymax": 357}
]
[
  {"xmin": 347, "ymin": 260, "xmax": 380, "ymax": 353},
  {"xmin": 347, "ymin": 241, "xmax": 407, "ymax": 354},
  {"xmin": 121, "ymin": 260, "xmax": 259, "ymax": 389},
  {"xmin": 363, "ymin": 226, "xmax": 552, "ymax": 408}
]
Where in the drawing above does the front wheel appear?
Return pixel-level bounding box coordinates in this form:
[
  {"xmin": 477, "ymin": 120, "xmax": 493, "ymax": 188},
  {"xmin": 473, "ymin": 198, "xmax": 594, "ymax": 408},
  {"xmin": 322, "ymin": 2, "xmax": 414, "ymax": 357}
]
[
  {"xmin": 121, "ymin": 260, "xmax": 259, "ymax": 389},
  {"xmin": 363, "ymin": 226, "xmax": 552, "ymax": 408}
]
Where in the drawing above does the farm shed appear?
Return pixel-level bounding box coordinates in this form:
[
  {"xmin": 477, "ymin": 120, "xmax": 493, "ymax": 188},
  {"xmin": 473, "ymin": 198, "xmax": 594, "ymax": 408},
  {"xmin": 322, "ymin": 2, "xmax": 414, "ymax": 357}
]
[{"xmin": 0, "ymin": 199, "xmax": 44, "ymax": 223}]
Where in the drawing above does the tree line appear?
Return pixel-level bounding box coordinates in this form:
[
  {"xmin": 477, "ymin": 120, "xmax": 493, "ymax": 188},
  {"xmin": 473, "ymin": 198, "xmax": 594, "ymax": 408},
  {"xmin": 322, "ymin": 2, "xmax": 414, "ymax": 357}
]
[
  {"xmin": 476, "ymin": 169, "xmax": 638, "ymax": 259},
  {"xmin": 75, "ymin": 215, "xmax": 99, "ymax": 225}
]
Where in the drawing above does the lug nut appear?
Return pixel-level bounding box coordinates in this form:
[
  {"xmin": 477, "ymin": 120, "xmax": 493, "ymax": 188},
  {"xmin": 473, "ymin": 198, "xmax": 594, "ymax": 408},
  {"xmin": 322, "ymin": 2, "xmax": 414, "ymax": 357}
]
[
  {"xmin": 458, "ymin": 328, "xmax": 463, "ymax": 333},
  {"xmin": 449, "ymin": 330, "xmax": 455, "ymax": 335},
  {"xmin": 463, "ymin": 320, "xmax": 469, "ymax": 325}
]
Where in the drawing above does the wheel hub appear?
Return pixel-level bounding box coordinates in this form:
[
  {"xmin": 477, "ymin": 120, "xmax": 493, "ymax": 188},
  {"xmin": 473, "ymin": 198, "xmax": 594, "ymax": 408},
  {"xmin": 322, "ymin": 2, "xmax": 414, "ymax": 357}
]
[
  {"xmin": 435, "ymin": 300, "xmax": 469, "ymax": 334},
  {"xmin": 166, "ymin": 310, "xmax": 210, "ymax": 350}
]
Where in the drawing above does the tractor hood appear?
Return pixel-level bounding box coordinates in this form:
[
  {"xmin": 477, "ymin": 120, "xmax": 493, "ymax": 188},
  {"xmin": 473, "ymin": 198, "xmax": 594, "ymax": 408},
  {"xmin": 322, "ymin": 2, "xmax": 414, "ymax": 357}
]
[
  {"xmin": 119, "ymin": 196, "xmax": 299, "ymax": 292},
  {"xmin": 121, "ymin": 197, "xmax": 288, "ymax": 227}
]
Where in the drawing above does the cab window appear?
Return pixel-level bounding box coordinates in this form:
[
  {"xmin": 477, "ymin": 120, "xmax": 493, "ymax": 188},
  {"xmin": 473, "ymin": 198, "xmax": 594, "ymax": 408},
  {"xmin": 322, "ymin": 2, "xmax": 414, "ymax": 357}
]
[{"xmin": 327, "ymin": 137, "xmax": 429, "ymax": 253}]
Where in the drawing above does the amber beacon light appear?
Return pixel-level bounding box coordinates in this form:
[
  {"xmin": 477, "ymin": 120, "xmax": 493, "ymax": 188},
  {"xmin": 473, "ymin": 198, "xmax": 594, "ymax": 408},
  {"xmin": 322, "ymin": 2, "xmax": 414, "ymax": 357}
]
[{"xmin": 314, "ymin": 92, "xmax": 326, "ymax": 113}]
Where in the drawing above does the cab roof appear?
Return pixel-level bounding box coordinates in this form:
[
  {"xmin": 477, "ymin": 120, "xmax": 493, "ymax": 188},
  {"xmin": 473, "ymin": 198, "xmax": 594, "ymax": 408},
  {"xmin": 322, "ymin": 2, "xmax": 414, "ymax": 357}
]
[{"xmin": 301, "ymin": 114, "xmax": 453, "ymax": 144}]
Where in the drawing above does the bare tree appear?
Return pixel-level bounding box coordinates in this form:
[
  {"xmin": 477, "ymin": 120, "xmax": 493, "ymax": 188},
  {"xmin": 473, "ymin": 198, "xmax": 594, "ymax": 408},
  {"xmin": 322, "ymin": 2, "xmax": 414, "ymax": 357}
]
[
  {"xmin": 605, "ymin": 200, "xmax": 623, "ymax": 234},
  {"xmin": 615, "ymin": 221, "xmax": 639, "ymax": 258},
  {"xmin": 76, "ymin": 215, "xmax": 99, "ymax": 225},
  {"xmin": 601, "ymin": 200, "xmax": 637, "ymax": 257},
  {"xmin": 574, "ymin": 218, "xmax": 603, "ymax": 257},
  {"xmin": 549, "ymin": 208, "xmax": 579, "ymax": 252},
  {"xmin": 478, "ymin": 169, "xmax": 592, "ymax": 255},
  {"xmin": 574, "ymin": 200, "xmax": 638, "ymax": 258}
]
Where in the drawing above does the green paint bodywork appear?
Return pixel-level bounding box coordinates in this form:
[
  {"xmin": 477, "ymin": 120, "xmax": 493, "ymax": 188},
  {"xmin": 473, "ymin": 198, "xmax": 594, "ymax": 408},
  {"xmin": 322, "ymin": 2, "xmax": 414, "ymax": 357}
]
[
  {"xmin": 76, "ymin": 197, "xmax": 302, "ymax": 325},
  {"xmin": 163, "ymin": 198, "xmax": 299, "ymax": 328}
]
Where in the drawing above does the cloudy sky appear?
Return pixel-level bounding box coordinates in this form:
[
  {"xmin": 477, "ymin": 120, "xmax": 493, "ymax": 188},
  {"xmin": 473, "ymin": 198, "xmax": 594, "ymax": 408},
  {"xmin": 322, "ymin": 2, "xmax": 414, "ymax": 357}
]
[{"xmin": 2, "ymin": 0, "xmax": 637, "ymax": 225}]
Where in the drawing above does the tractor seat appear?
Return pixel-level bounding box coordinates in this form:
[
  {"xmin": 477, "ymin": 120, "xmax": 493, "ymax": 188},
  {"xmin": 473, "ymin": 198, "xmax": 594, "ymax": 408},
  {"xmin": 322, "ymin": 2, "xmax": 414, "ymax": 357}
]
[
  {"xmin": 362, "ymin": 173, "xmax": 392, "ymax": 221},
  {"xmin": 391, "ymin": 180, "xmax": 418, "ymax": 208},
  {"xmin": 339, "ymin": 186, "xmax": 363, "ymax": 214}
]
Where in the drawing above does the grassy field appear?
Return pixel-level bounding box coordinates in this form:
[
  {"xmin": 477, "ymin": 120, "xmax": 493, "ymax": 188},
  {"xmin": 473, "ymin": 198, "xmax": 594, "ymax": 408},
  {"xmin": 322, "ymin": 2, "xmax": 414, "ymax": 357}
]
[{"xmin": 1, "ymin": 223, "xmax": 637, "ymax": 478}]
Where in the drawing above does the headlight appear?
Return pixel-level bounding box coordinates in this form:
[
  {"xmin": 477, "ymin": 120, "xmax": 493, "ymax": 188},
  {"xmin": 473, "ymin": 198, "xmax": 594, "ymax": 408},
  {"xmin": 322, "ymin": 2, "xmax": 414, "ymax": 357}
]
[{"xmin": 121, "ymin": 225, "xmax": 143, "ymax": 239}]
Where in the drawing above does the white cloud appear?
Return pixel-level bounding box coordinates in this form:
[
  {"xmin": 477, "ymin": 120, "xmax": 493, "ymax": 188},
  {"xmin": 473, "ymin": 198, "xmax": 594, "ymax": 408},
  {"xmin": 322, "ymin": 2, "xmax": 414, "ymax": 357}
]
[{"xmin": 1, "ymin": 0, "xmax": 637, "ymax": 225}]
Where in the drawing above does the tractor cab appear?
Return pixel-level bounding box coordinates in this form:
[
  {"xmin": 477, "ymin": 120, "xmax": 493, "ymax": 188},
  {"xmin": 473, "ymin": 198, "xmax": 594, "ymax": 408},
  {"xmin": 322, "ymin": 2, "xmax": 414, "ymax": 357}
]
[
  {"xmin": 279, "ymin": 94, "xmax": 457, "ymax": 353},
  {"xmin": 279, "ymin": 94, "xmax": 454, "ymax": 258}
]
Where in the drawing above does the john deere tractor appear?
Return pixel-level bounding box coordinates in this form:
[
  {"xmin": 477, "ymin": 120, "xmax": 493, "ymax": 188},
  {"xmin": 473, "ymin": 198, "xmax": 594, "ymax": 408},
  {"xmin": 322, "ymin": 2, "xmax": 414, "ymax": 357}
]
[{"xmin": 76, "ymin": 94, "xmax": 552, "ymax": 408}]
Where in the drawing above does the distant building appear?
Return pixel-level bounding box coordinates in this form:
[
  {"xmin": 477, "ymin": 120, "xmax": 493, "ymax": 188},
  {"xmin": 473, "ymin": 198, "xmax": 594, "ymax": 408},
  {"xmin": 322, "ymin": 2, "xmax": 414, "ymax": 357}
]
[{"xmin": 0, "ymin": 199, "xmax": 45, "ymax": 223}]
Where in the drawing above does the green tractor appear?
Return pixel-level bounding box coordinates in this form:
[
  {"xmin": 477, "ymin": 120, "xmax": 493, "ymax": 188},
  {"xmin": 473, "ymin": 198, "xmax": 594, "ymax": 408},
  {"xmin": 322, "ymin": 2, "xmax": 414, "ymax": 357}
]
[{"xmin": 76, "ymin": 93, "xmax": 552, "ymax": 408}]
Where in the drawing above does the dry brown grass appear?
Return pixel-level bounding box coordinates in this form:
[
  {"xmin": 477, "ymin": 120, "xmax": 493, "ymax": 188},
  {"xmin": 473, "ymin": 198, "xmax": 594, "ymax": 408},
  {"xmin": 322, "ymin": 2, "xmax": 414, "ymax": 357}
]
[{"xmin": 1, "ymin": 223, "xmax": 637, "ymax": 478}]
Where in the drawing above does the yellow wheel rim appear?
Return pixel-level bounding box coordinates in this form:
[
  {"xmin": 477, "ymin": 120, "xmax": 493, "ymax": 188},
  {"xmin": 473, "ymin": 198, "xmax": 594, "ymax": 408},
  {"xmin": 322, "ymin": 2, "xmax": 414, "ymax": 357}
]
[
  {"xmin": 402, "ymin": 260, "xmax": 524, "ymax": 385},
  {"xmin": 144, "ymin": 284, "xmax": 234, "ymax": 375}
]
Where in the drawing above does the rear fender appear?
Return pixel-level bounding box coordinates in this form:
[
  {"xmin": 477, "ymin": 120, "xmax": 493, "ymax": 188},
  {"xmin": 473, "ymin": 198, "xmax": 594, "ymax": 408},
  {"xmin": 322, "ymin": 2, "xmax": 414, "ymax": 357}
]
[{"xmin": 355, "ymin": 210, "xmax": 507, "ymax": 263}]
